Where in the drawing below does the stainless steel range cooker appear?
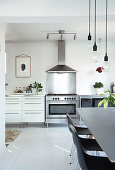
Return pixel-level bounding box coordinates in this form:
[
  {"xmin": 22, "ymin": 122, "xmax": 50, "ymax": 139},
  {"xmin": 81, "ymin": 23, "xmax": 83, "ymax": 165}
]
[{"xmin": 46, "ymin": 94, "xmax": 80, "ymax": 124}]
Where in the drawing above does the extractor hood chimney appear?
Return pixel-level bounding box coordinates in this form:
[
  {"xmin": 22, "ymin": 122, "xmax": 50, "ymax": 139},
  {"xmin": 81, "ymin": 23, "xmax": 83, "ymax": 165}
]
[{"xmin": 46, "ymin": 40, "xmax": 76, "ymax": 72}]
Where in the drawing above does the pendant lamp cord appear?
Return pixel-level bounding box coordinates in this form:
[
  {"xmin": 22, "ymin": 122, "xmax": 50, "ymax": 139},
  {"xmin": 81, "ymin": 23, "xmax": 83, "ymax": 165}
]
[
  {"xmin": 106, "ymin": 0, "xmax": 108, "ymax": 55},
  {"xmin": 94, "ymin": 0, "xmax": 96, "ymax": 43},
  {"xmin": 89, "ymin": 0, "xmax": 91, "ymax": 33}
]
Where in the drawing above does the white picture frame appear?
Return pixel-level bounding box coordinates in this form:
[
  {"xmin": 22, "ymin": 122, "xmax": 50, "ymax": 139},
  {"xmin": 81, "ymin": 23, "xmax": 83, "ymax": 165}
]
[{"xmin": 15, "ymin": 54, "xmax": 31, "ymax": 78}]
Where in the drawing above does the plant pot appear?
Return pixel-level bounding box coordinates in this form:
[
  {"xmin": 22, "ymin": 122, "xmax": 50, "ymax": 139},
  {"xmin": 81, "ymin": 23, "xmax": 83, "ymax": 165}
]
[{"xmin": 96, "ymin": 88, "xmax": 103, "ymax": 95}]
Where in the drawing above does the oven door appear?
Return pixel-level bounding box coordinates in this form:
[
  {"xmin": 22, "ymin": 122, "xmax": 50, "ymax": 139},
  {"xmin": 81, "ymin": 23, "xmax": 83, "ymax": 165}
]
[{"xmin": 46, "ymin": 100, "xmax": 78, "ymax": 119}]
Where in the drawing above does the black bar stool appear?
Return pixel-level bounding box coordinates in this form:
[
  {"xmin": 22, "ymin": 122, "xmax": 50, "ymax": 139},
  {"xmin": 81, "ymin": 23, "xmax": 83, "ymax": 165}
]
[{"xmin": 69, "ymin": 124, "xmax": 115, "ymax": 170}]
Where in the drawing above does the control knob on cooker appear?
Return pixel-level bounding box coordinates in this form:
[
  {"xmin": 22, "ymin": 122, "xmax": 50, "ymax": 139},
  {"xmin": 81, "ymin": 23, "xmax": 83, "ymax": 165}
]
[
  {"xmin": 58, "ymin": 98, "xmax": 60, "ymax": 100},
  {"xmin": 64, "ymin": 98, "xmax": 66, "ymax": 100},
  {"xmin": 53, "ymin": 98, "xmax": 54, "ymax": 100}
]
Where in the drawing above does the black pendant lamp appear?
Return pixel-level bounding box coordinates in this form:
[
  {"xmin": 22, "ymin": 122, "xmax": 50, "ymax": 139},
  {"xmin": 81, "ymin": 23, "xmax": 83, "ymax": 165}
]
[
  {"xmin": 103, "ymin": 0, "xmax": 109, "ymax": 71},
  {"xmin": 88, "ymin": 0, "xmax": 91, "ymax": 40},
  {"xmin": 93, "ymin": 0, "xmax": 97, "ymax": 51}
]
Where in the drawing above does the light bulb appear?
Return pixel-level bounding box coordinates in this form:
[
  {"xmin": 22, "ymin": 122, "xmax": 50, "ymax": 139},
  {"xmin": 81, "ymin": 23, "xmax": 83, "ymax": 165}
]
[
  {"xmin": 103, "ymin": 61, "xmax": 110, "ymax": 72},
  {"xmin": 92, "ymin": 50, "xmax": 99, "ymax": 62},
  {"xmin": 88, "ymin": 40, "xmax": 92, "ymax": 50}
]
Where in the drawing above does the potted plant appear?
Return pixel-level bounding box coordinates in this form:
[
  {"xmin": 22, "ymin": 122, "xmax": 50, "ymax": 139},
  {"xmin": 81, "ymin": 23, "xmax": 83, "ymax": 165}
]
[
  {"xmin": 32, "ymin": 81, "xmax": 43, "ymax": 95},
  {"xmin": 93, "ymin": 82, "xmax": 104, "ymax": 95},
  {"xmin": 98, "ymin": 90, "xmax": 115, "ymax": 109}
]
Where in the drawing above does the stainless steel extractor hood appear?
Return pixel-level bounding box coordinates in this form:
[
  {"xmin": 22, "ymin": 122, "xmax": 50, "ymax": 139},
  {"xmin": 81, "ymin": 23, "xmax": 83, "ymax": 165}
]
[{"xmin": 46, "ymin": 40, "xmax": 76, "ymax": 73}]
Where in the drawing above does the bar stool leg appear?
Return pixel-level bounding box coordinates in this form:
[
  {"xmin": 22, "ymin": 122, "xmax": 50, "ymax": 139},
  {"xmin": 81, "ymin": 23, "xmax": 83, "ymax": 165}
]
[{"xmin": 70, "ymin": 143, "xmax": 75, "ymax": 156}]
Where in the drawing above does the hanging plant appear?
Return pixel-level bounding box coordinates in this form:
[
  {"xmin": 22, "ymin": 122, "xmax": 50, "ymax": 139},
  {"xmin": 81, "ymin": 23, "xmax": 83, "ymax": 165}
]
[{"xmin": 96, "ymin": 67, "xmax": 104, "ymax": 73}]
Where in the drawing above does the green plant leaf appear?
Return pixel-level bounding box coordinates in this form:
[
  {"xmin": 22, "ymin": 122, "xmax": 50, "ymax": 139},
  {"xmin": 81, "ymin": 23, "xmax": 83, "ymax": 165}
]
[
  {"xmin": 93, "ymin": 82, "xmax": 103, "ymax": 88},
  {"xmin": 98, "ymin": 100, "xmax": 104, "ymax": 107},
  {"xmin": 103, "ymin": 100, "xmax": 108, "ymax": 109},
  {"xmin": 32, "ymin": 81, "xmax": 43, "ymax": 92},
  {"xmin": 98, "ymin": 90, "xmax": 115, "ymax": 109},
  {"xmin": 104, "ymin": 90, "xmax": 110, "ymax": 93}
]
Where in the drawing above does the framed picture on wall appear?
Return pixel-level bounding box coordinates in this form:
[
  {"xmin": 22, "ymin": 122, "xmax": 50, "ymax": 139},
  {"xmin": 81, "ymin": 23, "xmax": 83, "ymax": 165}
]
[{"xmin": 15, "ymin": 54, "xmax": 31, "ymax": 78}]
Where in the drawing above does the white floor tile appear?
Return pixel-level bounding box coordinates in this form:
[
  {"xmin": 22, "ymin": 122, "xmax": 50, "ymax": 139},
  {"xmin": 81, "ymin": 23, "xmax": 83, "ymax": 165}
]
[{"xmin": 0, "ymin": 125, "xmax": 78, "ymax": 170}]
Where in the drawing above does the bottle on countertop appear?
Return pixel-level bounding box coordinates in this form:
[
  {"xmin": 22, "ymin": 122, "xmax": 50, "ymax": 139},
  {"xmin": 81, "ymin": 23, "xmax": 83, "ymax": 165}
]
[
  {"xmin": 28, "ymin": 84, "xmax": 32, "ymax": 93},
  {"xmin": 18, "ymin": 87, "xmax": 23, "ymax": 93},
  {"xmin": 26, "ymin": 87, "xmax": 29, "ymax": 93},
  {"xmin": 110, "ymin": 82, "xmax": 115, "ymax": 93},
  {"xmin": 113, "ymin": 85, "xmax": 115, "ymax": 93},
  {"xmin": 23, "ymin": 87, "xmax": 26, "ymax": 93},
  {"xmin": 14, "ymin": 87, "xmax": 18, "ymax": 93}
]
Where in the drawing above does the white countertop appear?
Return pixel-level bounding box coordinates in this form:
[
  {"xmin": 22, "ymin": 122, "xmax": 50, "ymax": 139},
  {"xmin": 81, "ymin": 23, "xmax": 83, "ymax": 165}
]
[
  {"xmin": 5, "ymin": 93, "xmax": 46, "ymax": 97},
  {"xmin": 79, "ymin": 94, "xmax": 104, "ymax": 98}
]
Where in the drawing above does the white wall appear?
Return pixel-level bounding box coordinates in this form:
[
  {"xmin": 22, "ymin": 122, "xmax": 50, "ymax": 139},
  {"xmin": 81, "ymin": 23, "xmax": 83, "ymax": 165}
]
[
  {"xmin": 0, "ymin": 25, "xmax": 5, "ymax": 151},
  {"xmin": 5, "ymin": 41, "xmax": 115, "ymax": 95},
  {"xmin": 5, "ymin": 42, "xmax": 58, "ymax": 94}
]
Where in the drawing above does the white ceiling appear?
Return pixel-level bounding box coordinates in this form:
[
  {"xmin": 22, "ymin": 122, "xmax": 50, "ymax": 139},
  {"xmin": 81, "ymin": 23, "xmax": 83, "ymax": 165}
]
[
  {"xmin": 0, "ymin": 0, "xmax": 115, "ymax": 17},
  {"xmin": 4, "ymin": 0, "xmax": 115, "ymax": 42},
  {"xmin": 5, "ymin": 21, "xmax": 115, "ymax": 42}
]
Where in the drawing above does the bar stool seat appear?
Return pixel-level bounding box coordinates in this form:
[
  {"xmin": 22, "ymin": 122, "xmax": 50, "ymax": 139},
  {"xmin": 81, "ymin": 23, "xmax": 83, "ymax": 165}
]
[
  {"xmin": 75, "ymin": 126, "xmax": 91, "ymax": 136},
  {"xmin": 80, "ymin": 138, "xmax": 102, "ymax": 151}
]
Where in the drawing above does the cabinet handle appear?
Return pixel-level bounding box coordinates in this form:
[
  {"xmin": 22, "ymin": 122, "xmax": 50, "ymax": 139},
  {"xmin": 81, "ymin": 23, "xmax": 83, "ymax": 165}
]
[
  {"xmin": 6, "ymin": 113, "xmax": 19, "ymax": 114},
  {"xmin": 24, "ymin": 112, "xmax": 41, "ymax": 114},
  {"xmin": 6, "ymin": 103, "xmax": 20, "ymax": 104},
  {"xmin": 24, "ymin": 103, "xmax": 42, "ymax": 104},
  {"xmin": 24, "ymin": 98, "xmax": 42, "ymax": 100},
  {"xmin": 6, "ymin": 98, "xmax": 19, "ymax": 100}
]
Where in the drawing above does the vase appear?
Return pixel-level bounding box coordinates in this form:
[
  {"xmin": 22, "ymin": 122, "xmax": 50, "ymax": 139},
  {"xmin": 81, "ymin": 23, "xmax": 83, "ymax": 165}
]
[
  {"xmin": 96, "ymin": 88, "xmax": 103, "ymax": 95},
  {"xmin": 35, "ymin": 90, "xmax": 39, "ymax": 95}
]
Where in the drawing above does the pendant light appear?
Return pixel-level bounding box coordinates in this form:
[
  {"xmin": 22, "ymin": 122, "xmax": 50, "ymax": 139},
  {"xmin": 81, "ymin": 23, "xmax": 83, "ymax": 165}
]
[
  {"xmin": 93, "ymin": 0, "xmax": 97, "ymax": 51},
  {"xmin": 92, "ymin": 0, "xmax": 98, "ymax": 62},
  {"xmin": 103, "ymin": 0, "xmax": 110, "ymax": 72},
  {"xmin": 88, "ymin": 0, "xmax": 91, "ymax": 41}
]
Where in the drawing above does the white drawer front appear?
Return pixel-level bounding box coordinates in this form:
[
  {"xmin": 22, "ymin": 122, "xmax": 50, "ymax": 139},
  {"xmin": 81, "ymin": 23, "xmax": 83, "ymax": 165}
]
[
  {"xmin": 5, "ymin": 111, "xmax": 22, "ymax": 122},
  {"xmin": 5, "ymin": 97, "xmax": 22, "ymax": 102},
  {"xmin": 23, "ymin": 102, "xmax": 44, "ymax": 110},
  {"xmin": 5, "ymin": 102, "xmax": 22, "ymax": 111},
  {"xmin": 23, "ymin": 111, "xmax": 44, "ymax": 122},
  {"xmin": 23, "ymin": 97, "xmax": 44, "ymax": 103}
]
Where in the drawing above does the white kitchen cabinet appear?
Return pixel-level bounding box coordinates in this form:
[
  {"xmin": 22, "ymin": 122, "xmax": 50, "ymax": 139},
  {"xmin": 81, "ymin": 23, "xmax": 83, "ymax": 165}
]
[
  {"xmin": 5, "ymin": 95, "xmax": 45, "ymax": 123},
  {"xmin": 22, "ymin": 96, "xmax": 45, "ymax": 122},
  {"xmin": 5, "ymin": 96, "xmax": 22, "ymax": 123},
  {"xmin": 5, "ymin": 111, "xmax": 22, "ymax": 122},
  {"xmin": 23, "ymin": 111, "xmax": 44, "ymax": 122},
  {"xmin": 6, "ymin": 102, "xmax": 22, "ymax": 111}
]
